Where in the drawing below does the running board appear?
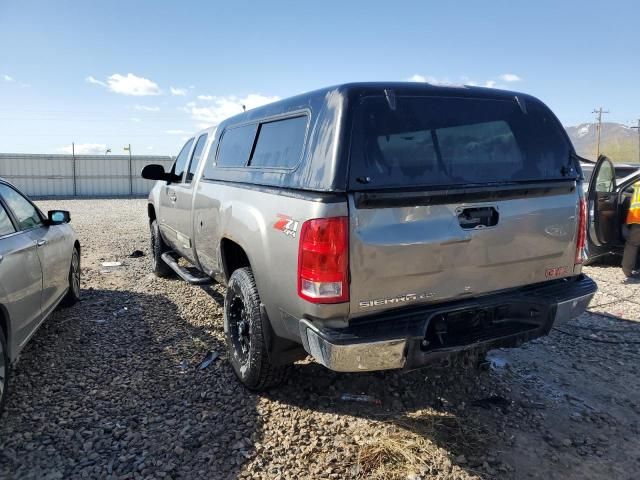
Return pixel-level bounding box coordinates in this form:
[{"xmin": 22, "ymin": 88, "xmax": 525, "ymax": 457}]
[{"xmin": 161, "ymin": 252, "xmax": 213, "ymax": 285}]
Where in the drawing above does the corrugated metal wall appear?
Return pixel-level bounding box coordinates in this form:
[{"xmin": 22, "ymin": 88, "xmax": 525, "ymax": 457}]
[{"xmin": 0, "ymin": 154, "xmax": 174, "ymax": 197}]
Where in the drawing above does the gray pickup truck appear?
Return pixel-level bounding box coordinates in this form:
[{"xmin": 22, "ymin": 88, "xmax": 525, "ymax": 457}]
[{"xmin": 143, "ymin": 82, "xmax": 597, "ymax": 390}]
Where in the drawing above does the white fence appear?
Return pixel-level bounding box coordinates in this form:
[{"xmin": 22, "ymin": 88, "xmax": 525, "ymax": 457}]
[{"xmin": 0, "ymin": 153, "xmax": 174, "ymax": 197}]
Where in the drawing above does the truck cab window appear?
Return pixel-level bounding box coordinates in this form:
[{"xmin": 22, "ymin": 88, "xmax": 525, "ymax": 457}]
[
  {"xmin": 185, "ymin": 134, "xmax": 208, "ymax": 183},
  {"xmin": 171, "ymin": 138, "xmax": 194, "ymax": 182}
]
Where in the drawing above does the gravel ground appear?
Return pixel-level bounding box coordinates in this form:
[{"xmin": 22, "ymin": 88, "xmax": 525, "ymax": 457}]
[{"xmin": 1, "ymin": 198, "xmax": 639, "ymax": 480}]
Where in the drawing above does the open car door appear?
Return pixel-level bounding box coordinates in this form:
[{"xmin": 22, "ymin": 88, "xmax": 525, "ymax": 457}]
[{"xmin": 587, "ymin": 155, "xmax": 619, "ymax": 247}]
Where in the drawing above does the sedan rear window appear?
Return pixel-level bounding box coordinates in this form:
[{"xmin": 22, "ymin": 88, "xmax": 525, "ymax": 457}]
[{"xmin": 349, "ymin": 95, "xmax": 572, "ymax": 189}]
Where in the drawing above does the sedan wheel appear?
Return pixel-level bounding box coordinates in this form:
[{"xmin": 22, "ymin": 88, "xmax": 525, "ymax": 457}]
[
  {"xmin": 70, "ymin": 249, "xmax": 80, "ymax": 298},
  {"xmin": 61, "ymin": 247, "xmax": 81, "ymax": 307}
]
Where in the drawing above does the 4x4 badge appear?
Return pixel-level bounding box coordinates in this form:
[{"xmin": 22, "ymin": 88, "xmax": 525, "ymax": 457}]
[{"xmin": 273, "ymin": 214, "xmax": 299, "ymax": 238}]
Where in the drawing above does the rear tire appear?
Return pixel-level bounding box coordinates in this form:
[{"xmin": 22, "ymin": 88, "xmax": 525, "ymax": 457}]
[
  {"xmin": 224, "ymin": 267, "xmax": 291, "ymax": 390},
  {"xmin": 60, "ymin": 246, "xmax": 81, "ymax": 307},
  {"xmin": 150, "ymin": 220, "xmax": 172, "ymax": 277},
  {"xmin": 0, "ymin": 327, "xmax": 9, "ymax": 415}
]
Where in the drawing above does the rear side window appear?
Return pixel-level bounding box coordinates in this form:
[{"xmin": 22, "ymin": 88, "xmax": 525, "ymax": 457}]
[
  {"xmin": 0, "ymin": 184, "xmax": 43, "ymax": 230},
  {"xmin": 0, "ymin": 202, "xmax": 15, "ymax": 237},
  {"xmin": 216, "ymin": 124, "xmax": 258, "ymax": 167},
  {"xmin": 172, "ymin": 138, "xmax": 194, "ymax": 181},
  {"xmin": 185, "ymin": 133, "xmax": 208, "ymax": 183},
  {"xmin": 349, "ymin": 96, "xmax": 572, "ymax": 189},
  {"xmin": 249, "ymin": 116, "xmax": 307, "ymax": 169}
]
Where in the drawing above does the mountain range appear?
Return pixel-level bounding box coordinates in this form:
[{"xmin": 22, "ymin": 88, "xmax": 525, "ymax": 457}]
[{"xmin": 565, "ymin": 122, "xmax": 639, "ymax": 163}]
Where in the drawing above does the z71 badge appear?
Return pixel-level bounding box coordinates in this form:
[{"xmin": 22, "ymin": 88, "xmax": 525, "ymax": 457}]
[{"xmin": 273, "ymin": 214, "xmax": 299, "ymax": 238}]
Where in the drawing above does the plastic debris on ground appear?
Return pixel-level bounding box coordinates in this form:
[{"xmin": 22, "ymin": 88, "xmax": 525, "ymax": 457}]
[
  {"xmin": 102, "ymin": 261, "xmax": 122, "ymax": 267},
  {"xmin": 198, "ymin": 351, "xmax": 219, "ymax": 370},
  {"xmin": 339, "ymin": 393, "xmax": 382, "ymax": 405}
]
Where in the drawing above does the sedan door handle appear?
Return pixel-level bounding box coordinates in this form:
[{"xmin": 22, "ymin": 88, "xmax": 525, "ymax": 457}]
[
  {"xmin": 0, "ymin": 254, "xmax": 3, "ymax": 263},
  {"xmin": 36, "ymin": 239, "xmax": 48, "ymax": 247}
]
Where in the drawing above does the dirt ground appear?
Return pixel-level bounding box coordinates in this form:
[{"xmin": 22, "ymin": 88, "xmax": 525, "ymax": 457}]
[{"xmin": 1, "ymin": 198, "xmax": 639, "ymax": 480}]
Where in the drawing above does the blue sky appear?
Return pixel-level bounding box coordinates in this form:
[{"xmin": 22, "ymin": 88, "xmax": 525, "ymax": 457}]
[{"xmin": 1, "ymin": 0, "xmax": 639, "ymax": 155}]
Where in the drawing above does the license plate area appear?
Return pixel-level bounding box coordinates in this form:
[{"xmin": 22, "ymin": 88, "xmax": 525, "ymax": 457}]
[{"xmin": 421, "ymin": 302, "xmax": 548, "ymax": 351}]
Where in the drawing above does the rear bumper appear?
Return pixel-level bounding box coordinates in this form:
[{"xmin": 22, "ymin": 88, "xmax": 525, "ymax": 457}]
[{"xmin": 299, "ymin": 275, "xmax": 597, "ymax": 372}]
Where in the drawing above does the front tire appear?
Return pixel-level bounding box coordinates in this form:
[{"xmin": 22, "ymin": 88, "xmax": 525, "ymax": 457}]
[
  {"xmin": 224, "ymin": 267, "xmax": 290, "ymax": 390},
  {"xmin": 60, "ymin": 246, "xmax": 81, "ymax": 307},
  {"xmin": 150, "ymin": 219, "xmax": 172, "ymax": 277},
  {"xmin": 0, "ymin": 327, "xmax": 9, "ymax": 414}
]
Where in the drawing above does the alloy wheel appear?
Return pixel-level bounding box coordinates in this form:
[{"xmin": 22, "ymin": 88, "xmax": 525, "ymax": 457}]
[
  {"xmin": 228, "ymin": 294, "xmax": 251, "ymax": 363},
  {"xmin": 71, "ymin": 250, "xmax": 80, "ymax": 297}
]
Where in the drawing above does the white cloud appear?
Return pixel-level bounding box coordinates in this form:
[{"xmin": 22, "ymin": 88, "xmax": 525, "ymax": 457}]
[
  {"xmin": 146, "ymin": 146, "xmax": 154, "ymax": 151},
  {"xmin": 58, "ymin": 143, "xmax": 107, "ymax": 155},
  {"xmin": 130, "ymin": 117, "xmax": 142, "ymax": 122},
  {"xmin": 86, "ymin": 75, "xmax": 107, "ymax": 87},
  {"xmin": 166, "ymin": 129, "xmax": 190, "ymax": 135},
  {"xmin": 170, "ymin": 86, "xmax": 188, "ymax": 96},
  {"xmin": 188, "ymin": 93, "xmax": 280, "ymax": 126},
  {"xmin": 197, "ymin": 94, "xmax": 214, "ymax": 100},
  {"xmin": 108, "ymin": 73, "xmax": 161, "ymax": 96},
  {"xmin": 408, "ymin": 74, "xmax": 435, "ymax": 83},
  {"xmin": 134, "ymin": 105, "xmax": 160, "ymax": 112},
  {"xmin": 3, "ymin": 74, "xmax": 14, "ymax": 82},
  {"xmin": 484, "ymin": 80, "xmax": 497, "ymax": 88},
  {"xmin": 407, "ymin": 74, "xmax": 460, "ymax": 86},
  {"xmin": 88, "ymin": 73, "xmax": 161, "ymax": 95},
  {"xmin": 499, "ymin": 73, "xmax": 522, "ymax": 82}
]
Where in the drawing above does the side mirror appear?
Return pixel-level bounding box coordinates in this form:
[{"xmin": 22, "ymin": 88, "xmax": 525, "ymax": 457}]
[
  {"xmin": 141, "ymin": 164, "xmax": 173, "ymax": 181},
  {"xmin": 48, "ymin": 210, "xmax": 70, "ymax": 225}
]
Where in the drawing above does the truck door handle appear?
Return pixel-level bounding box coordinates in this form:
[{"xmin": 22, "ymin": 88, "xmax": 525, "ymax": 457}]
[
  {"xmin": 457, "ymin": 206, "xmax": 499, "ymax": 229},
  {"xmin": 168, "ymin": 192, "xmax": 177, "ymax": 202},
  {"xmin": 36, "ymin": 239, "xmax": 48, "ymax": 247}
]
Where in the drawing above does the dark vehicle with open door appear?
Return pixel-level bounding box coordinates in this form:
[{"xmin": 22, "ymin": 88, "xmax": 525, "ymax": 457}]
[{"xmin": 586, "ymin": 155, "xmax": 640, "ymax": 263}]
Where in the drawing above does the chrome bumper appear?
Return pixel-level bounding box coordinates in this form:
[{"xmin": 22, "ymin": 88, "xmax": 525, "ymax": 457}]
[
  {"xmin": 553, "ymin": 291, "xmax": 595, "ymax": 326},
  {"xmin": 301, "ymin": 320, "xmax": 407, "ymax": 372}
]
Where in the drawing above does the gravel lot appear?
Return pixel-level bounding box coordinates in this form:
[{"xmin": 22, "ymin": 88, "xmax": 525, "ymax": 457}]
[{"xmin": 1, "ymin": 198, "xmax": 639, "ymax": 480}]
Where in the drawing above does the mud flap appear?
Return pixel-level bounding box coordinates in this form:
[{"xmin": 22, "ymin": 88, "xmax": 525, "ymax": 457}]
[{"xmin": 259, "ymin": 304, "xmax": 306, "ymax": 366}]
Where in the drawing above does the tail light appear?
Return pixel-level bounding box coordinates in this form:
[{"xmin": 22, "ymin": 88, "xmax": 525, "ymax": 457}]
[
  {"xmin": 575, "ymin": 197, "xmax": 587, "ymax": 265},
  {"xmin": 298, "ymin": 217, "xmax": 349, "ymax": 303}
]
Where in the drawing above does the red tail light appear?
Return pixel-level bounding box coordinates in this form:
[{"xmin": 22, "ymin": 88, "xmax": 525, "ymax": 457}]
[
  {"xmin": 298, "ymin": 217, "xmax": 349, "ymax": 303},
  {"xmin": 575, "ymin": 197, "xmax": 587, "ymax": 265}
]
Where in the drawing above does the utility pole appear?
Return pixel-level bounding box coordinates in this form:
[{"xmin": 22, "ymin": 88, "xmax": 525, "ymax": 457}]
[
  {"xmin": 124, "ymin": 144, "xmax": 133, "ymax": 195},
  {"xmin": 632, "ymin": 119, "xmax": 640, "ymax": 164},
  {"xmin": 592, "ymin": 107, "xmax": 609, "ymax": 159},
  {"xmin": 71, "ymin": 141, "xmax": 77, "ymax": 196}
]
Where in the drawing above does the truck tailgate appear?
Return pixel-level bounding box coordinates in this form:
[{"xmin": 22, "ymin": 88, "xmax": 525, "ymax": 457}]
[{"xmin": 348, "ymin": 188, "xmax": 579, "ymax": 317}]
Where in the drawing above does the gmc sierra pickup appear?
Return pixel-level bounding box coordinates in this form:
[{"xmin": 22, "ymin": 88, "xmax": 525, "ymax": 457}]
[{"xmin": 142, "ymin": 82, "xmax": 597, "ymax": 390}]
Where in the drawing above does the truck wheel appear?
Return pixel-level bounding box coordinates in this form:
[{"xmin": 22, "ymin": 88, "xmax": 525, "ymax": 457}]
[
  {"xmin": 60, "ymin": 246, "xmax": 81, "ymax": 307},
  {"xmin": 0, "ymin": 327, "xmax": 9, "ymax": 415},
  {"xmin": 150, "ymin": 220, "xmax": 172, "ymax": 277},
  {"xmin": 224, "ymin": 267, "xmax": 290, "ymax": 390}
]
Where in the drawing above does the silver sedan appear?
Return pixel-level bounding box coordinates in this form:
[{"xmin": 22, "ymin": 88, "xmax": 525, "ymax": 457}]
[{"xmin": 0, "ymin": 179, "xmax": 80, "ymax": 413}]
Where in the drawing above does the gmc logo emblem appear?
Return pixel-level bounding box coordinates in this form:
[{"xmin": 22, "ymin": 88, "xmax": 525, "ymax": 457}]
[{"xmin": 545, "ymin": 266, "xmax": 569, "ymax": 278}]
